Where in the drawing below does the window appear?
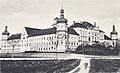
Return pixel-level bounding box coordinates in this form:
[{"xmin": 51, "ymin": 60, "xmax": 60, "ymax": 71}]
[
  {"xmin": 49, "ymin": 48, "xmax": 50, "ymax": 50},
  {"xmin": 51, "ymin": 47, "xmax": 53, "ymax": 49},
  {"xmin": 29, "ymin": 43, "xmax": 31, "ymax": 46},
  {"xmin": 74, "ymin": 42, "xmax": 75, "ymax": 45},
  {"xmin": 44, "ymin": 37, "xmax": 45, "ymax": 40},
  {"xmin": 88, "ymin": 37, "xmax": 90, "ymax": 42},
  {"xmin": 77, "ymin": 43, "xmax": 78, "ymax": 45},
  {"xmin": 4, "ymin": 45, "xmax": 6, "ymax": 48},
  {"xmin": 71, "ymin": 42, "xmax": 73, "ymax": 45},
  {"xmin": 23, "ymin": 37, "xmax": 25, "ymax": 39}
]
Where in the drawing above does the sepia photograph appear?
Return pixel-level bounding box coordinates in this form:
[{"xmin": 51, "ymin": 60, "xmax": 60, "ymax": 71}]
[{"xmin": 0, "ymin": 0, "xmax": 120, "ymax": 73}]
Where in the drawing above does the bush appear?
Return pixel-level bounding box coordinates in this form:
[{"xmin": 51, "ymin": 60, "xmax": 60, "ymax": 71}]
[{"xmin": 75, "ymin": 44, "xmax": 119, "ymax": 56}]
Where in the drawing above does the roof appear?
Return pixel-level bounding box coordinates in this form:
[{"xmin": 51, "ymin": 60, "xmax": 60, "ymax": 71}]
[
  {"xmin": 25, "ymin": 26, "xmax": 79, "ymax": 37},
  {"xmin": 7, "ymin": 33, "xmax": 21, "ymax": 40},
  {"xmin": 6, "ymin": 26, "xmax": 79, "ymax": 40},
  {"xmin": 99, "ymin": 30, "xmax": 105, "ymax": 33},
  {"xmin": 110, "ymin": 30, "xmax": 118, "ymax": 34},
  {"xmin": 70, "ymin": 21, "xmax": 95, "ymax": 29},
  {"xmin": 68, "ymin": 27, "xmax": 79, "ymax": 35},
  {"xmin": 70, "ymin": 22, "xmax": 87, "ymax": 29},
  {"xmin": 25, "ymin": 27, "xmax": 57, "ymax": 37},
  {"xmin": 82, "ymin": 21, "xmax": 95, "ymax": 28},
  {"xmin": 56, "ymin": 17, "xmax": 68, "ymax": 23},
  {"xmin": 2, "ymin": 31, "xmax": 10, "ymax": 35},
  {"xmin": 104, "ymin": 35, "xmax": 112, "ymax": 40}
]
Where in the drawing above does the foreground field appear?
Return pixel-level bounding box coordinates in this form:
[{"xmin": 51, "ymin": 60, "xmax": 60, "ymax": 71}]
[
  {"xmin": 1, "ymin": 58, "xmax": 120, "ymax": 73},
  {"xmin": 0, "ymin": 59, "xmax": 80, "ymax": 73},
  {"xmin": 90, "ymin": 59, "xmax": 120, "ymax": 73}
]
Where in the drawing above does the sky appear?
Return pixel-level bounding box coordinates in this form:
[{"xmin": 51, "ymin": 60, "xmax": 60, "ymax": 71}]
[{"xmin": 0, "ymin": 0, "xmax": 120, "ymax": 38}]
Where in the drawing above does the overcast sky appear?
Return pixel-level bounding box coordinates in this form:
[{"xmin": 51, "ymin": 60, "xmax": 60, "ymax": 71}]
[{"xmin": 0, "ymin": 0, "xmax": 120, "ymax": 37}]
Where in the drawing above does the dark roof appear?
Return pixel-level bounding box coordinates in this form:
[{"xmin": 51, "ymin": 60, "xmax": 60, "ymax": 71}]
[
  {"xmin": 110, "ymin": 30, "xmax": 118, "ymax": 34},
  {"xmin": 56, "ymin": 17, "xmax": 68, "ymax": 23},
  {"xmin": 68, "ymin": 27, "xmax": 79, "ymax": 35},
  {"xmin": 25, "ymin": 27, "xmax": 57, "ymax": 37},
  {"xmin": 82, "ymin": 21, "xmax": 95, "ymax": 28},
  {"xmin": 25, "ymin": 26, "xmax": 79, "ymax": 37},
  {"xmin": 70, "ymin": 21, "xmax": 95, "ymax": 29},
  {"xmin": 7, "ymin": 33, "xmax": 21, "ymax": 40},
  {"xmin": 70, "ymin": 22, "xmax": 87, "ymax": 29},
  {"xmin": 2, "ymin": 31, "xmax": 10, "ymax": 35},
  {"xmin": 104, "ymin": 35, "xmax": 112, "ymax": 40},
  {"xmin": 99, "ymin": 30, "xmax": 105, "ymax": 33}
]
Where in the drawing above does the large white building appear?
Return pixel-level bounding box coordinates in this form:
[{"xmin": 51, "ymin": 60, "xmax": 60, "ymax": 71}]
[{"xmin": 0, "ymin": 8, "xmax": 118, "ymax": 53}]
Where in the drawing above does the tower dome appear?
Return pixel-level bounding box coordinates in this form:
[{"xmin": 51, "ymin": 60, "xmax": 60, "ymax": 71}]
[
  {"xmin": 2, "ymin": 26, "xmax": 10, "ymax": 36},
  {"xmin": 56, "ymin": 7, "xmax": 68, "ymax": 23},
  {"xmin": 110, "ymin": 25, "xmax": 118, "ymax": 35}
]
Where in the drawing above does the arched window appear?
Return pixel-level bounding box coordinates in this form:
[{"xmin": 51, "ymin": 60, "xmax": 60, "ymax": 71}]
[
  {"xmin": 71, "ymin": 42, "xmax": 73, "ymax": 45},
  {"xmin": 74, "ymin": 42, "xmax": 75, "ymax": 45},
  {"xmin": 88, "ymin": 37, "xmax": 90, "ymax": 42}
]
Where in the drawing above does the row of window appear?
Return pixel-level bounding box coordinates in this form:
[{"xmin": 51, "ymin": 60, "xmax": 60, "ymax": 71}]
[
  {"xmin": 1, "ymin": 48, "xmax": 20, "ymax": 51},
  {"xmin": 69, "ymin": 36, "xmax": 79, "ymax": 39},
  {"xmin": 29, "ymin": 36, "xmax": 56, "ymax": 42},
  {"xmin": 30, "ymin": 47, "xmax": 55, "ymax": 51},
  {"xmin": 29, "ymin": 41, "xmax": 55, "ymax": 46},
  {"xmin": 69, "ymin": 42, "xmax": 78, "ymax": 45}
]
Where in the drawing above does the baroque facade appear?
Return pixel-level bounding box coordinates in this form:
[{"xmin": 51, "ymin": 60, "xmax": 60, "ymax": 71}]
[{"xmin": 0, "ymin": 8, "xmax": 118, "ymax": 53}]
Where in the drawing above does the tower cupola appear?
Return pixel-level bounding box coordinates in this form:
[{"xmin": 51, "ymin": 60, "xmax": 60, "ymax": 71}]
[
  {"xmin": 2, "ymin": 26, "xmax": 10, "ymax": 36},
  {"xmin": 56, "ymin": 6, "xmax": 68, "ymax": 23},
  {"xmin": 110, "ymin": 25, "xmax": 118, "ymax": 35}
]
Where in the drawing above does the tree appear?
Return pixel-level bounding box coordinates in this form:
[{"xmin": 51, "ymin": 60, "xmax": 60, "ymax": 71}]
[{"xmin": 7, "ymin": 39, "xmax": 19, "ymax": 58}]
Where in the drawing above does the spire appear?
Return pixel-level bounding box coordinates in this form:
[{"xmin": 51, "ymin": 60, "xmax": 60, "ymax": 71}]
[
  {"xmin": 60, "ymin": 6, "xmax": 64, "ymax": 18},
  {"xmin": 113, "ymin": 25, "xmax": 115, "ymax": 31},
  {"xmin": 5, "ymin": 26, "xmax": 8, "ymax": 32},
  {"xmin": 55, "ymin": 6, "xmax": 68, "ymax": 23}
]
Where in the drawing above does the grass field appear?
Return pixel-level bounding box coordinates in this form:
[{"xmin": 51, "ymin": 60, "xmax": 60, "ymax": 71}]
[
  {"xmin": 90, "ymin": 59, "xmax": 120, "ymax": 73},
  {"xmin": 0, "ymin": 59, "xmax": 80, "ymax": 73}
]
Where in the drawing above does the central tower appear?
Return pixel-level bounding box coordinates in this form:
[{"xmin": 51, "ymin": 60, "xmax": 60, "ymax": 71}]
[{"xmin": 54, "ymin": 7, "xmax": 68, "ymax": 52}]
